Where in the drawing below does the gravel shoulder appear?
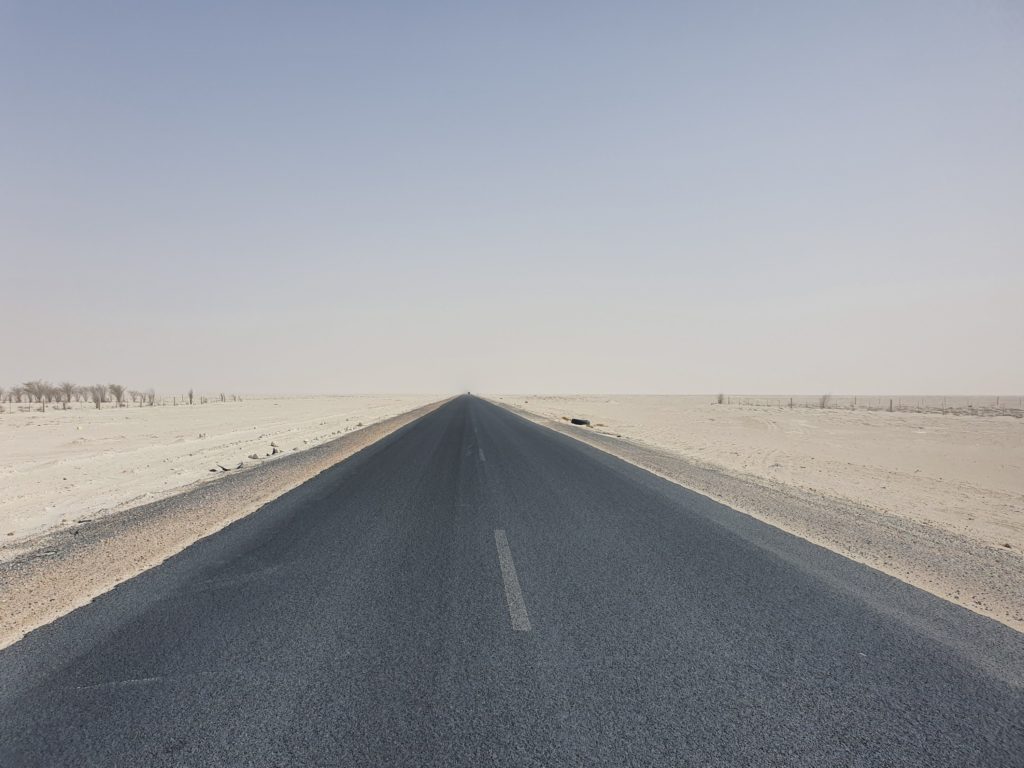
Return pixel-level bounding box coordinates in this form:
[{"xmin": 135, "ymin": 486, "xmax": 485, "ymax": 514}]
[
  {"xmin": 0, "ymin": 399, "xmax": 449, "ymax": 649},
  {"xmin": 496, "ymin": 401, "xmax": 1024, "ymax": 633}
]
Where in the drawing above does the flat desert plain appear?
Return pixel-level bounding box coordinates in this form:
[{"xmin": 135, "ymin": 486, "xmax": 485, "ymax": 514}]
[
  {"xmin": 497, "ymin": 395, "xmax": 1024, "ymax": 554},
  {"xmin": 0, "ymin": 395, "xmax": 438, "ymax": 545}
]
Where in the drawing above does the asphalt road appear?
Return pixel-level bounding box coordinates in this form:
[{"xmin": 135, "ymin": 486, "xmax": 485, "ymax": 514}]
[{"xmin": 1, "ymin": 395, "xmax": 1022, "ymax": 766}]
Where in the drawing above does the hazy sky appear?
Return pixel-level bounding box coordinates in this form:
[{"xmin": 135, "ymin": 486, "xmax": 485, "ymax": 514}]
[{"xmin": 2, "ymin": 1, "xmax": 1022, "ymax": 394}]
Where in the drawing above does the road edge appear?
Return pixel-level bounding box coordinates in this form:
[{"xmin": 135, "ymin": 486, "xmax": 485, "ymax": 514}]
[
  {"xmin": 490, "ymin": 399, "xmax": 1024, "ymax": 635},
  {"xmin": 0, "ymin": 398, "xmax": 451, "ymax": 650}
]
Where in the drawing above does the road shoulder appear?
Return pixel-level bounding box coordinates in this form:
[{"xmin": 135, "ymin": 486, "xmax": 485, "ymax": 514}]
[
  {"xmin": 0, "ymin": 399, "xmax": 449, "ymax": 649},
  {"xmin": 493, "ymin": 401, "xmax": 1024, "ymax": 634}
]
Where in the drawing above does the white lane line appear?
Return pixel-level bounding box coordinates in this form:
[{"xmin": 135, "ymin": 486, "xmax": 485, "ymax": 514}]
[
  {"xmin": 75, "ymin": 676, "xmax": 162, "ymax": 691},
  {"xmin": 494, "ymin": 529, "xmax": 531, "ymax": 631},
  {"xmin": 478, "ymin": 447, "xmax": 486, "ymax": 462}
]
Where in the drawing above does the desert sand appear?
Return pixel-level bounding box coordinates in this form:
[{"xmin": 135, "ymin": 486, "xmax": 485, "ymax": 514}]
[
  {"xmin": 497, "ymin": 395, "xmax": 1024, "ymax": 552},
  {"xmin": 0, "ymin": 400, "xmax": 448, "ymax": 649},
  {"xmin": 0, "ymin": 395, "xmax": 438, "ymax": 545},
  {"xmin": 495, "ymin": 394, "xmax": 1024, "ymax": 629}
]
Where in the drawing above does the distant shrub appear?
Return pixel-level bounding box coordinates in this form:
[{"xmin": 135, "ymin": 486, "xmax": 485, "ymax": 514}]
[
  {"xmin": 89, "ymin": 385, "xmax": 107, "ymax": 410},
  {"xmin": 22, "ymin": 380, "xmax": 52, "ymax": 411},
  {"xmin": 108, "ymin": 384, "xmax": 126, "ymax": 407},
  {"xmin": 58, "ymin": 382, "xmax": 75, "ymax": 410}
]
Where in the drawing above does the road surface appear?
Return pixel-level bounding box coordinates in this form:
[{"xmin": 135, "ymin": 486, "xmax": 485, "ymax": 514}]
[{"xmin": 1, "ymin": 396, "xmax": 1021, "ymax": 766}]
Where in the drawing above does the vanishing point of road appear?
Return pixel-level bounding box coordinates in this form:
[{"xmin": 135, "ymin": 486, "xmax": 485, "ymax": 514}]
[{"xmin": 1, "ymin": 396, "xmax": 1021, "ymax": 766}]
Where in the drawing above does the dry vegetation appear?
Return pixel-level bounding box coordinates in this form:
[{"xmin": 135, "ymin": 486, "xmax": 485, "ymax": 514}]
[
  {"xmin": 1, "ymin": 381, "xmax": 241, "ymax": 413},
  {"xmin": 713, "ymin": 393, "xmax": 1023, "ymax": 417}
]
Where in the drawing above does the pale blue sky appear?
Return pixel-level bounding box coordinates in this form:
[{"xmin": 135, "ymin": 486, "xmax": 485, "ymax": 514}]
[{"xmin": 2, "ymin": 1, "xmax": 1021, "ymax": 394}]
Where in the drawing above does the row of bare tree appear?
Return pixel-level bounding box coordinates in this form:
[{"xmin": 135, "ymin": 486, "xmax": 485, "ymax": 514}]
[{"xmin": 0, "ymin": 381, "xmax": 156, "ymax": 411}]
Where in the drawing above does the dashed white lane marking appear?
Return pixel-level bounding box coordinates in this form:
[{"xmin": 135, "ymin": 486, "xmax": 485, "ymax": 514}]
[
  {"xmin": 478, "ymin": 447, "xmax": 486, "ymax": 462},
  {"xmin": 494, "ymin": 529, "xmax": 531, "ymax": 631},
  {"xmin": 75, "ymin": 676, "xmax": 162, "ymax": 691}
]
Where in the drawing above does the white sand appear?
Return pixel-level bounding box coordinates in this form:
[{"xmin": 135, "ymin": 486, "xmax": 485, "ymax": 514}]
[
  {"xmin": 0, "ymin": 395, "xmax": 438, "ymax": 543},
  {"xmin": 496, "ymin": 395, "xmax": 1024, "ymax": 553}
]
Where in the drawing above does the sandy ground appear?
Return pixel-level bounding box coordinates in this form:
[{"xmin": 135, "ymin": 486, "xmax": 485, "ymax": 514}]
[
  {"xmin": 494, "ymin": 396, "xmax": 1024, "ymax": 631},
  {"xmin": 0, "ymin": 400, "xmax": 448, "ymax": 649},
  {"xmin": 0, "ymin": 396, "xmax": 438, "ymax": 545},
  {"xmin": 495, "ymin": 395, "xmax": 1024, "ymax": 552}
]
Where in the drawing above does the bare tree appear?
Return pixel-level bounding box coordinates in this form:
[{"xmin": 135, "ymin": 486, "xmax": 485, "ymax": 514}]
[
  {"xmin": 58, "ymin": 381, "xmax": 76, "ymax": 410},
  {"xmin": 22, "ymin": 380, "xmax": 48, "ymax": 411},
  {"xmin": 89, "ymin": 385, "xmax": 107, "ymax": 410},
  {"xmin": 716, "ymin": 393, "xmax": 724, "ymax": 405},
  {"xmin": 819, "ymin": 393, "xmax": 831, "ymax": 409},
  {"xmin": 108, "ymin": 383, "xmax": 126, "ymax": 407},
  {"xmin": 146, "ymin": 389, "xmax": 156, "ymax": 406},
  {"xmin": 188, "ymin": 388, "xmax": 194, "ymax": 406}
]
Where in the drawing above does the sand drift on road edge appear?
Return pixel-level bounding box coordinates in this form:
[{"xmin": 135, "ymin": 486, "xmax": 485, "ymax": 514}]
[
  {"xmin": 0, "ymin": 399, "xmax": 450, "ymax": 650},
  {"xmin": 493, "ymin": 397, "xmax": 1024, "ymax": 633}
]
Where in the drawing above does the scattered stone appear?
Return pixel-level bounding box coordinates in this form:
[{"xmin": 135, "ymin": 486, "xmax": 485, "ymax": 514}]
[
  {"xmin": 270, "ymin": 441, "xmax": 279, "ymax": 448},
  {"xmin": 248, "ymin": 453, "xmax": 260, "ymax": 460},
  {"xmin": 570, "ymin": 418, "xmax": 591, "ymax": 426}
]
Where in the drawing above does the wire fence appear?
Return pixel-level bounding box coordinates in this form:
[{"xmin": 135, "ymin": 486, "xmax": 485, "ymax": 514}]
[{"xmin": 715, "ymin": 394, "xmax": 1024, "ymax": 417}]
